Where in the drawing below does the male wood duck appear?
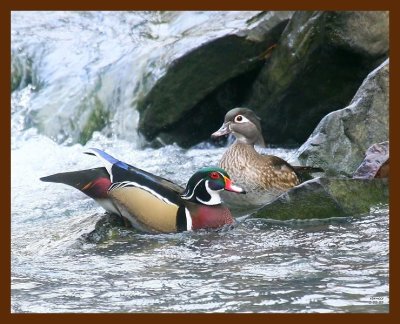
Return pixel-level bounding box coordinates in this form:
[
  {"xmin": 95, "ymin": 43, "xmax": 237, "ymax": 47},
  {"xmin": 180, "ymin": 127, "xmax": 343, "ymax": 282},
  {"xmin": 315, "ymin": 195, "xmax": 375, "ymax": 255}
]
[
  {"xmin": 41, "ymin": 148, "xmax": 245, "ymax": 234},
  {"xmin": 212, "ymin": 107, "xmax": 322, "ymax": 216}
]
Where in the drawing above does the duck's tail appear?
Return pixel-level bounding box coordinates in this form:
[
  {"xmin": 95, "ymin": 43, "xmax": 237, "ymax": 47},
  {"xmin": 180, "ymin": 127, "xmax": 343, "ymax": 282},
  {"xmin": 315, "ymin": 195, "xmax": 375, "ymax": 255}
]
[{"xmin": 40, "ymin": 167, "xmax": 111, "ymax": 199}]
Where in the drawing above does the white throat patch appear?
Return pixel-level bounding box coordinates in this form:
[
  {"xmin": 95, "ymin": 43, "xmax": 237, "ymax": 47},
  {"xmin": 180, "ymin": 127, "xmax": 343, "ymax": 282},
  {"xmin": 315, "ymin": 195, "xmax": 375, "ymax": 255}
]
[{"xmin": 196, "ymin": 180, "xmax": 222, "ymax": 205}]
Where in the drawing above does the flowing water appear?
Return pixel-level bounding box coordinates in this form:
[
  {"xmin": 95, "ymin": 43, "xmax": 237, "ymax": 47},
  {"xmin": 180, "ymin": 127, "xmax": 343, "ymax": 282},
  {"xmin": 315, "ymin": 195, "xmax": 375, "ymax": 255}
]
[{"xmin": 11, "ymin": 11, "xmax": 389, "ymax": 313}]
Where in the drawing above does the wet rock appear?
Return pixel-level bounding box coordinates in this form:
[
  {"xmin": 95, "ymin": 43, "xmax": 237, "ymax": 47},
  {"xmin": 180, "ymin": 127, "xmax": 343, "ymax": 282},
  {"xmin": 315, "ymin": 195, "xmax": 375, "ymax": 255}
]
[
  {"xmin": 375, "ymin": 160, "xmax": 389, "ymax": 179},
  {"xmin": 353, "ymin": 141, "xmax": 389, "ymax": 179},
  {"xmin": 246, "ymin": 11, "xmax": 389, "ymax": 145},
  {"xmin": 12, "ymin": 11, "xmax": 148, "ymax": 145},
  {"xmin": 150, "ymin": 69, "xmax": 264, "ymax": 148},
  {"xmin": 11, "ymin": 49, "xmax": 43, "ymax": 92},
  {"xmin": 297, "ymin": 58, "xmax": 389, "ymax": 177},
  {"xmin": 137, "ymin": 11, "xmax": 293, "ymax": 147},
  {"xmin": 11, "ymin": 51, "xmax": 31, "ymax": 91},
  {"xmin": 252, "ymin": 177, "xmax": 388, "ymax": 221},
  {"xmin": 14, "ymin": 12, "xmax": 295, "ymax": 146},
  {"xmin": 83, "ymin": 213, "xmax": 135, "ymax": 243}
]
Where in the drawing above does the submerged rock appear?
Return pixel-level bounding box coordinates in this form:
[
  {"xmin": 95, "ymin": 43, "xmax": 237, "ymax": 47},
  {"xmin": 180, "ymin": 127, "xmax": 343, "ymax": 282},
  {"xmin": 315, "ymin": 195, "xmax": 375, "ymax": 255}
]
[
  {"xmin": 83, "ymin": 213, "xmax": 135, "ymax": 243},
  {"xmin": 246, "ymin": 11, "xmax": 389, "ymax": 145},
  {"xmin": 353, "ymin": 141, "xmax": 389, "ymax": 179},
  {"xmin": 252, "ymin": 177, "xmax": 388, "ymax": 221},
  {"xmin": 137, "ymin": 11, "xmax": 293, "ymax": 147},
  {"xmin": 297, "ymin": 58, "xmax": 389, "ymax": 177}
]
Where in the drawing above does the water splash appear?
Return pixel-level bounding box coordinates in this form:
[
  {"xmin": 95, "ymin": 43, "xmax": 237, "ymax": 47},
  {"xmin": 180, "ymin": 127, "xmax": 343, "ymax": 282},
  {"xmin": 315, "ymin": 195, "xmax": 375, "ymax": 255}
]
[{"xmin": 11, "ymin": 11, "xmax": 263, "ymax": 145}]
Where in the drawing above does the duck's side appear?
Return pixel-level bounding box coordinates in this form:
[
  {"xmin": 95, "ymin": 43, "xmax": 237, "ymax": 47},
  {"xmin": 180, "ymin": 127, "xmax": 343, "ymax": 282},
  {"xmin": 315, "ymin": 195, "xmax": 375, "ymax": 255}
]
[{"xmin": 219, "ymin": 142, "xmax": 299, "ymax": 214}]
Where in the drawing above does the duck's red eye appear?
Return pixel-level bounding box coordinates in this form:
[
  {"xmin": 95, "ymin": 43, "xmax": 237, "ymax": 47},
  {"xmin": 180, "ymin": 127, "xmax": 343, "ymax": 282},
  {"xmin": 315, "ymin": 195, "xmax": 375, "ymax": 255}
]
[
  {"xmin": 210, "ymin": 171, "xmax": 220, "ymax": 179},
  {"xmin": 235, "ymin": 115, "xmax": 243, "ymax": 122}
]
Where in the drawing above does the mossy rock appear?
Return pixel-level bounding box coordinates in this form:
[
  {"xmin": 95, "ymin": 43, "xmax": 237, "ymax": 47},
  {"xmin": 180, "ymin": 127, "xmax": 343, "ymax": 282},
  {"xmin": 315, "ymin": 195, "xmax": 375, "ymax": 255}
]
[
  {"xmin": 252, "ymin": 177, "xmax": 388, "ymax": 220},
  {"xmin": 83, "ymin": 213, "xmax": 135, "ymax": 243},
  {"xmin": 137, "ymin": 12, "xmax": 293, "ymax": 147},
  {"xmin": 78, "ymin": 95, "xmax": 110, "ymax": 144},
  {"xmin": 246, "ymin": 11, "xmax": 389, "ymax": 146},
  {"xmin": 297, "ymin": 59, "xmax": 389, "ymax": 177}
]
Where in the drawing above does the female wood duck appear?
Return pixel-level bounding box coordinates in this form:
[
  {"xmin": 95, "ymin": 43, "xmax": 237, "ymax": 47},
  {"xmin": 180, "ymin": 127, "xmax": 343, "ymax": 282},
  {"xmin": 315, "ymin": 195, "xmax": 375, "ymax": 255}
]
[
  {"xmin": 41, "ymin": 148, "xmax": 245, "ymax": 234},
  {"xmin": 212, "ymin": 107, "xmax": 322, "ymax": 217}
]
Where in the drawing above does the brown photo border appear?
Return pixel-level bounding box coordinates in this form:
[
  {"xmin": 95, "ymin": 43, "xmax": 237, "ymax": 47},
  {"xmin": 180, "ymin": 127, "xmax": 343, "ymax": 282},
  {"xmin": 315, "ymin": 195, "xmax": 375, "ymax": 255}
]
[{"xmin": 2, "ymin": 0, "xmax": 398, "ymax": 323}]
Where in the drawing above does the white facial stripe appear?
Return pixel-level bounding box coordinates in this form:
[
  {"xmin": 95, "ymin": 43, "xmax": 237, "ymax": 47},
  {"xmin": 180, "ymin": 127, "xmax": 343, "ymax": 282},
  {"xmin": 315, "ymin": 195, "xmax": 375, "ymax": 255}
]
[
  {"xmin": 181, "ymin": 179, "xmax": 203, "ymax": 200},
  {"xmin": 196, "ymin": 180, "xmax": 222, "ymax": 205},
  {"xmin": 185, "ymin": 208, "xmax": 193, "ymax": 231}
]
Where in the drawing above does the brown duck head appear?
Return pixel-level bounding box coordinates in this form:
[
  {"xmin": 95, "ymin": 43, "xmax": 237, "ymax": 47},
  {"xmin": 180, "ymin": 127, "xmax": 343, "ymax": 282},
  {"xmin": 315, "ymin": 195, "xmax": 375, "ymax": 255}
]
[{"xmin": 212, "ymin": 108, "xmax": 266, "ymax": 147}]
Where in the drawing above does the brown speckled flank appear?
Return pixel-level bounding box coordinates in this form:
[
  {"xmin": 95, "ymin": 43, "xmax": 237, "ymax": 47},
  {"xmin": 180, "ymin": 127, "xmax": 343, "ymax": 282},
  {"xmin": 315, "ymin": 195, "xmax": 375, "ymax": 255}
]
[
  {"xmin": 219, "ymin": 142, "xmax": 300, "ymax": 215},
  {"xmin": 220, "ymin": 142, "xmax": 299, "ymax": 191}
]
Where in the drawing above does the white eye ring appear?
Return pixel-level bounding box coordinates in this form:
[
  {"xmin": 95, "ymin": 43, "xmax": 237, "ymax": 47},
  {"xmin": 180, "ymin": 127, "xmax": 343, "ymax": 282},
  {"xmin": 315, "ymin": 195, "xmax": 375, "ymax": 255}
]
[{"xmin": 234, "ymin": 115, "xmax": 250, "ymax": 123}]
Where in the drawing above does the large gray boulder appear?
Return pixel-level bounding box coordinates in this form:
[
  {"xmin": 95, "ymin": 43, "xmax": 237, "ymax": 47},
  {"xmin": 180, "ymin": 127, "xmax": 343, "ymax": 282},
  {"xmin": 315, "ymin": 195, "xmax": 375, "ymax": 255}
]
[
  {"xmin": 245, "ymin": 11, "xmax": 389, "ymax": 145},
  {"xmin": 297, "ymin": 59, "xmax": 389, "ymax": 177},
  {"xmin": 15, "ymin": 12, "xmax": 292, "ymax": 145},
  {"xmin": 137, "ymin": 11, "xmax": 293, "ymax": 147}
]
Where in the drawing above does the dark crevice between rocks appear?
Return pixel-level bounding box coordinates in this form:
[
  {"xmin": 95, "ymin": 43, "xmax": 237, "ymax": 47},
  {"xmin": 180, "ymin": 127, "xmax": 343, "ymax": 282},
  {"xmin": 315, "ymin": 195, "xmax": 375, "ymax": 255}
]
[
  {"xmin": 146, "ymin": 63, "xmax": 265, "ymax": 148},
  {"xmin": 255, "ymin": 47, "xmax": 387, "ymax": 146},
  {"xmin": 137, "ymin": 34, "xmax": 270, "ymax": 138}
]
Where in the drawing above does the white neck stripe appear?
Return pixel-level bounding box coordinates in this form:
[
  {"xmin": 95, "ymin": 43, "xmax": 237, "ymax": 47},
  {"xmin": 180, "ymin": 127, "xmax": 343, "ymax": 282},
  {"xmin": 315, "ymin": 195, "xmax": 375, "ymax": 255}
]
[{"xmin": 185, "ymin": 208, "xmax": 193, "ymax": 231}]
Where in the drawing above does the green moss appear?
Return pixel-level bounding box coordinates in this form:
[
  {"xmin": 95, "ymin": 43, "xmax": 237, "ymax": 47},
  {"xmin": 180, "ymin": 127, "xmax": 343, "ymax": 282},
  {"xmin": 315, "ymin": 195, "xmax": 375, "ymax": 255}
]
[
  {"xmin": 11, "ymin": 69, "xmax": 22, "ymax": 92},
  {"xmin": 326, "ymin": 178, "xmax": 389, "ymax": 215},
  {"xmin": 11, "ymin": 54, "xmax": 44, "ymax": 92},
  {"xmin": 84, "ymin": 214, "xmax": 128, "ymax": 243},
  {"xmin": 253, "ymin": 177, "xmax": 388, "ymax": 220},
  {"xmin": 79, "ymin": 96, "xmax": 110, "ymax": 145},
  {"xmin": 11, "ymin": 55, "xmax": 31, "ymax": 92}
]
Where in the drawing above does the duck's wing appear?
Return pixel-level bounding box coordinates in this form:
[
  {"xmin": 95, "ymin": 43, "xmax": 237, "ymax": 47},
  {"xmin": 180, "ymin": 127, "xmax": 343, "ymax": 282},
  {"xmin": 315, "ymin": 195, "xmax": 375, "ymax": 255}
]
[
  {"xmin": 267, "ymin": 156, "xmax": 323, "ymax": 183},
  {"xmin": 85, "ymin": 148, "xmax": 184, "ymax": 205},
  {"xmin": 85, "ymin": 148, "xmax": 187, "ymax": 233},
  {"xmin": 291, "ymin": 165, "xmax": 324, "ymax": 182},
  {"xmin": 261, "ymin": 155, "xmax": 300, "ymax": 188}
]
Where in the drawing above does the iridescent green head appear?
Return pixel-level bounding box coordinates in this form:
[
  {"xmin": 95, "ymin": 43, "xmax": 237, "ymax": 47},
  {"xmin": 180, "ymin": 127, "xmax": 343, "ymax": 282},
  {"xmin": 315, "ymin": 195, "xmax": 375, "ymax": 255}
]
[{"xmin": 181, "ymin": 167, "xmax": 245, "ymax": 205}]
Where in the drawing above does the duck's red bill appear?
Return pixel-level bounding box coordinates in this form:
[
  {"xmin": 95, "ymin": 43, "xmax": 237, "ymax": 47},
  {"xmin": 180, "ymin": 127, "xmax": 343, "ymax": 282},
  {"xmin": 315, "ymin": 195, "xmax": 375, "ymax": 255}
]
[{"xmin": 223, "ymin": 177, "xmax": 246, "ymax": 194}]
